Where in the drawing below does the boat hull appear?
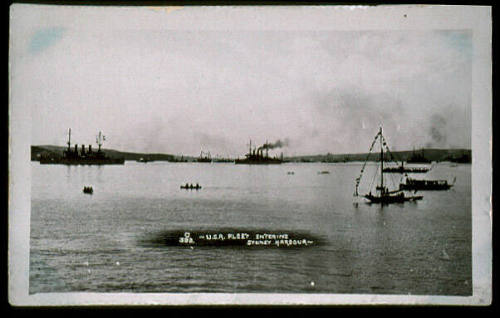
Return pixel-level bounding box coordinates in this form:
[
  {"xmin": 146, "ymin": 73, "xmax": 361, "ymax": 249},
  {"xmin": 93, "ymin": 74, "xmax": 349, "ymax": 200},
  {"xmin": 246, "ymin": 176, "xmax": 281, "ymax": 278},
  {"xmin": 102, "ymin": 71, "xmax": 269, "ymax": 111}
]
[
  {"xmin": 406, "ymin": 159, "xmax": 431, "ymax": 164},
  {"xmin": 383, "ymin": 167, "xmax": 429, "ymax": 173},
  {"xmin": 196, "ymin": 159, "xmax": 212, "ymax": 163},
  {"xmin": 364, "ymin": 193, "xmax": 423, "ymax": 204},
  {"xmin": 39, "ymin": 158, "xmax": 125, "ymax": 165},
  {"xmin": 234, "ymin": 159, "xmax": 282, "ymax": 165},
  {"xmin": 399, "ymin": 182, "xmax": 452, "ymax": 191}
]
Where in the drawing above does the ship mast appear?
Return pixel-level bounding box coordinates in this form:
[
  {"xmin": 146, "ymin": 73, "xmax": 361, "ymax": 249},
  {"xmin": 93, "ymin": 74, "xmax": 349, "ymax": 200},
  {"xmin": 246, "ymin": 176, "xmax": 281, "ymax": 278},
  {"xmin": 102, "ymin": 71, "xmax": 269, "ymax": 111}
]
[
  {"xmin": 380, "ymin": 126, "xmax": 384, "ymax": 194},
  {"xmin": 67, "ymin": 128, "xmax": 71, "ymax": 151},
  {"xmin": 96, "ymin": 131, "xmax": 104, "ymax": 152},
  {"xmin": 246, "ymin": 139, "xmax": 252, "ymax": 158}
]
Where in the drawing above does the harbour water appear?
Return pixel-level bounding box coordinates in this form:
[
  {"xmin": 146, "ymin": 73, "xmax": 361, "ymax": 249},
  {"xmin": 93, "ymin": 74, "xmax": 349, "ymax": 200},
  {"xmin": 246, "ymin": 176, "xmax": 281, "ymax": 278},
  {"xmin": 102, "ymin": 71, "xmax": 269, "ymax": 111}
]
[{"xmin": 30, "ymin": 161, "xmax": 471, "ymax": 295}]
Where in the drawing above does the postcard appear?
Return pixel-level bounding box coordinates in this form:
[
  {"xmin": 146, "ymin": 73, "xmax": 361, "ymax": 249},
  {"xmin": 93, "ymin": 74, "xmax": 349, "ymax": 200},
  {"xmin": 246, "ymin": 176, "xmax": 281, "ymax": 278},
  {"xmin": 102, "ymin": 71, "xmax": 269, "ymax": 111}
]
[{"xmin": 9, "ymin": 4, "xmax": 492, "ymax": 306}]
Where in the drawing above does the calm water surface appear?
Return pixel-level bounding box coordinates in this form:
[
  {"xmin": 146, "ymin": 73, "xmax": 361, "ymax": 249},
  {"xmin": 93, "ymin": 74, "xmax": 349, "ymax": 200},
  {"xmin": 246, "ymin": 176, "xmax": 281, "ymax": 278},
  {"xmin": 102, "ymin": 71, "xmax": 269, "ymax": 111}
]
[{"xmin": 30, "ymin": 161, "xmax": 471, "ymax": 295}]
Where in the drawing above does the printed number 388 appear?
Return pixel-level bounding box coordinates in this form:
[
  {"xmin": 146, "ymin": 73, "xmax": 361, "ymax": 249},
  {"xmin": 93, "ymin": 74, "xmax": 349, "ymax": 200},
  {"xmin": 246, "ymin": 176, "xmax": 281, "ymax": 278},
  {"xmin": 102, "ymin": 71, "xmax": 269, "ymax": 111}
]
[{"xmin": 179, "ymin": 232, "xmax": 194, "ymax": 244}]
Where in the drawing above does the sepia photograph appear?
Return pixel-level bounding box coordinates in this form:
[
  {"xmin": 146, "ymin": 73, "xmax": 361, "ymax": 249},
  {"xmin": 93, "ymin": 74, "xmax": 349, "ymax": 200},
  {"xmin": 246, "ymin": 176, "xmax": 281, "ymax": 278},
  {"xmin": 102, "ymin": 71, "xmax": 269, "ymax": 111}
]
[{"xmin": 8, "ymin": 4, "xmax": 491, "ymax": 305}]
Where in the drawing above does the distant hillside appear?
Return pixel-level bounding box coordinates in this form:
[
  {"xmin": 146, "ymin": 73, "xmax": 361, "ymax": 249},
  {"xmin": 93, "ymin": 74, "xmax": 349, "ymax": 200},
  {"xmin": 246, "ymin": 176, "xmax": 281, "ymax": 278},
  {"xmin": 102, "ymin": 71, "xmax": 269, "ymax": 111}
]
[
  {"xmin": 285, "ymin": 149, "xmax": 471, "ymax": 163},
  {"xmin": 32, "ymin": 145, "xmax": 471, "ymax": 163}
]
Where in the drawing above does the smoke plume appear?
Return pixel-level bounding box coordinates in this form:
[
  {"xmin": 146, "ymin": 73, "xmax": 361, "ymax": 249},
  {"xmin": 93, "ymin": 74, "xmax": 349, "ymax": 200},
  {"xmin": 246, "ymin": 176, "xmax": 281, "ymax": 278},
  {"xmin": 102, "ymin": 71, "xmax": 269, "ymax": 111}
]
[
  {"xmin": 258, "ymin": 138, "xmax": 290, "ymax": 150},
  {"xmin": 426, "ymin": 114, "xmax": 448, "ymax": 147}
]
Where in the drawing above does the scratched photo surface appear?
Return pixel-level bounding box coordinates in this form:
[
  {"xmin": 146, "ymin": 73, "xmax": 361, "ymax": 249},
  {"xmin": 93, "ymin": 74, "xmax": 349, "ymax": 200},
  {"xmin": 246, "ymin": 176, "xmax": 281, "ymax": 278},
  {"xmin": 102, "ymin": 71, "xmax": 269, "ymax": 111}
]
[{"xmin": 9, "ymin": 5, "xmax": 491, "ymax": 305}]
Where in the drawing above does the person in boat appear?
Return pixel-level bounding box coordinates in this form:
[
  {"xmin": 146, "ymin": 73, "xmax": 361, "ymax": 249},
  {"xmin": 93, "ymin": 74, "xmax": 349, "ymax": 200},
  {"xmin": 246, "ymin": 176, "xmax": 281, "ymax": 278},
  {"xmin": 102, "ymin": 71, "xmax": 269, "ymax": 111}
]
[
  {"xmin": 190, "ymin": 183, "xmax": 194, "ymax": 189},
  {"xmin": 196, "ymin": 183, "xmax": 200, "ymax": 189}
]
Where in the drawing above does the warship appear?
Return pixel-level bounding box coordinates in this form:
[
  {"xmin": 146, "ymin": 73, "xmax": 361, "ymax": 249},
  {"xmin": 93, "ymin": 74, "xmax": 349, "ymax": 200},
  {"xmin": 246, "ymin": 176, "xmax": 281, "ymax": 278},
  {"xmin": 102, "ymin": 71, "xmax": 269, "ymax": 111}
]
[
  {"xmin": 197, "ymin": 151, "xmax": 212, "ymax": 163},
  {"xmin": 406, "ymin": 148, "xmax": 432, "ymax": 163},
  {"xmin": 234, "ymin": 140, "xmax": 283, "ymax": 165},
  {"xmin": 39, "ymin": 129, "xmax": 125, "ymax": 165},
  {"xmin": 443, "ymin": 151, "xmax": 472, "ymax": 163}
]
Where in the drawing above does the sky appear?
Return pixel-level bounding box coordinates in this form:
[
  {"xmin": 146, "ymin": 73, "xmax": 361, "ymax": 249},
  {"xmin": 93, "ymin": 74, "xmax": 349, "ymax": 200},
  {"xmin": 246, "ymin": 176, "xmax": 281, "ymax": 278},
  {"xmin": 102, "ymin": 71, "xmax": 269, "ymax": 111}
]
[{"xmin": 14, "ymin": 7, "xmax": 472, "ymax": 157}]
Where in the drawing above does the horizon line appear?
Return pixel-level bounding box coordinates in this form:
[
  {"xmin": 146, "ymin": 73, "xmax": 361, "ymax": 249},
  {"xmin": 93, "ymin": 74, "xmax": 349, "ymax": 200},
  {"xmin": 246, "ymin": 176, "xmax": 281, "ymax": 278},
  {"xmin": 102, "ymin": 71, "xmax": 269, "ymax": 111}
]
[{"xmin": 31, "ymin": 144, "xmax": 472, "ymax": 158}]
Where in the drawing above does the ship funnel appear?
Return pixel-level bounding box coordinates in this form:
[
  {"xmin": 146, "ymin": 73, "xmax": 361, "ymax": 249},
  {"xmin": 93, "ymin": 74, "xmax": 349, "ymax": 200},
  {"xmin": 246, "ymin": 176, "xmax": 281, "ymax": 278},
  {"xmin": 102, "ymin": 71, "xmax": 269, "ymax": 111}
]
[
  {"xmin": 81, "ymin": 144, "xmax": 85, "ymax": 155},
  {"xmin": 89, "ymin": 145, "xmax": 92, "ymax": 153}
]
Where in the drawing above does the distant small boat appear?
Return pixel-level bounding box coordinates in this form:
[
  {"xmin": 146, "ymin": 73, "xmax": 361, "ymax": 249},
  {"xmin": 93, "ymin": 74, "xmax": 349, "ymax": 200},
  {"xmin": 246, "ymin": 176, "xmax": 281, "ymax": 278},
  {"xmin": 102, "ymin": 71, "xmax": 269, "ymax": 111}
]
[
  {"xmin": 83, "ymin": 186, "xmax": 93, "ymax": 194},
  {"xmin": 318, "ymin": 171, "xmax": 330, "ymax": 174},
  {"xmin": 180, "ymin": 184, "xmax": 202, "ymax": 190},
  {"xmin": 137, "ymin": 157, "xmax": 152, "ymax": 163},
  {"xmin": 287, "ymin": 171, "xmax": 295, "ymax": 175}
]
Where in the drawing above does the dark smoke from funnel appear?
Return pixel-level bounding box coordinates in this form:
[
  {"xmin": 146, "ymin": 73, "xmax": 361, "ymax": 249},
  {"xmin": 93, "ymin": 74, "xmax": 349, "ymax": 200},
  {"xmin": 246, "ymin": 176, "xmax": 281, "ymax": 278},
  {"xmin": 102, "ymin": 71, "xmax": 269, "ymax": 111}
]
[{"xmin": 258, "ymin": 138, "xmax": 290, "ymax": 150}]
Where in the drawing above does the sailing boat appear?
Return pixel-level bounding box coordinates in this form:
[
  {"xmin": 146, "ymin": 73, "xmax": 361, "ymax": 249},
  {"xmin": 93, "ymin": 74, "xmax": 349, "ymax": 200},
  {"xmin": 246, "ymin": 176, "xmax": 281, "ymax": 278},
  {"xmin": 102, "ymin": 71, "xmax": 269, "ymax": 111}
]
[{"xmin": 354, "ymin": 127, "xmax": 423, "ymax": 204}]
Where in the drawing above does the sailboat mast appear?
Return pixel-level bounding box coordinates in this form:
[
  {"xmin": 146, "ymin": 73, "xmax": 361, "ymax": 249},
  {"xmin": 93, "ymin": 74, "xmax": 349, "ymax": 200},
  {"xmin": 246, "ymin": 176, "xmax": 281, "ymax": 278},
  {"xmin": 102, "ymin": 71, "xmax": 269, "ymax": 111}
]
[{"xmin": 380, "ymin": 127, "xmax": 384, "ymax": 192}]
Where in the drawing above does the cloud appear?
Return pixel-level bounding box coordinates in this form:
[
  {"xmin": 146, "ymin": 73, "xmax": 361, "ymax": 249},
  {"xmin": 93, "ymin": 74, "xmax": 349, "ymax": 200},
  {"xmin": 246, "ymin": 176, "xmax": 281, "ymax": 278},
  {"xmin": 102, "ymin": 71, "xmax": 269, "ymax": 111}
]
[{"xmin": 23, "ymin": 28, "xmax": 472, "ymax": 155}]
